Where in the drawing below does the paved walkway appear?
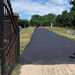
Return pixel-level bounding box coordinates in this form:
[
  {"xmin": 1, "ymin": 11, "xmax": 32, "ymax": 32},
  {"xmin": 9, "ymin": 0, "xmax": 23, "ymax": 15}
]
[{"xmin": 20, "ymin": 27, "xmax": 75, "ymax": 75}]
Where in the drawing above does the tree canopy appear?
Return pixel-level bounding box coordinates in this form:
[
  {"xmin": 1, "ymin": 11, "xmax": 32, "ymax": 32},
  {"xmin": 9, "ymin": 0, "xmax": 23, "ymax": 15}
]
[
  {"xmin": 55, "ymin": 0, "xmax": 75, "ymax": 28},
  {"xmin": 18, "ymin": 19, "xmax": 29, "ymax": 28},
  {"xmin": 30, "ymin": 14, "xmax": 56, "ymax": 26}
]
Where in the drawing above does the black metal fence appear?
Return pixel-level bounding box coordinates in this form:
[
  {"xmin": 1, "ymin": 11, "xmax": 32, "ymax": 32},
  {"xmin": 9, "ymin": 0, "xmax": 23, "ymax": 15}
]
[{"xmin": 0, "ymin": 0, "xmax": 20, "ymax": 75}]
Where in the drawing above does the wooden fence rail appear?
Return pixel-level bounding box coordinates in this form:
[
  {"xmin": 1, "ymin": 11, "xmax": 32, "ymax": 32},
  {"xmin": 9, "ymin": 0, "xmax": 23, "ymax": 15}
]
[{"xmin": 0, "ymin": 0, "xmax": 20, "ymax": 75}]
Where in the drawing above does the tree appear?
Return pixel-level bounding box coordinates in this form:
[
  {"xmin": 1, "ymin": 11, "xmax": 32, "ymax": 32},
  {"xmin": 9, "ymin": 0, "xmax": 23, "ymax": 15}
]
[
  {"xmin": 55, "ymin": 15, "xmax": 63, "ymax": 27},
  {"xmin": 18, "ymin": 19, "xmax": 29, "ymax": 28},
  {"xmin": 70, "ymin": 0, "xmax": 75, "ymax": 16},
  {"xmin": 55, "ymin": 0, "xmax": 75, "ymax": 28},
  {"xmin": 30, "ymin": 14, "xmax": 56, "ymax": 26},
  {"xmin": 61, "ymin": 11, "xmax": 73, "ymax": 27},
  {"xmin": 30, "ymin": 15, "xmax": 41, "ymax": 26},
  {"xmin": 70, "ymin": 0, "xmax": 75, "ymax": 27},
  {"xmin": 55, "ymin": 10, "xmax": 74, "ymax": 27}
]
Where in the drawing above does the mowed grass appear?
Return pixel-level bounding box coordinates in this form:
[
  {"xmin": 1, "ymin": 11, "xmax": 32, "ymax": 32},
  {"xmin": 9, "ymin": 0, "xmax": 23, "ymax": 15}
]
[
  {"xmin": 49, "ymin": 27, "xmax": 75, "ymax": 41},
  {"xmin": 20, "ymin": 27, "xmax": 35, "ymax": 54}
]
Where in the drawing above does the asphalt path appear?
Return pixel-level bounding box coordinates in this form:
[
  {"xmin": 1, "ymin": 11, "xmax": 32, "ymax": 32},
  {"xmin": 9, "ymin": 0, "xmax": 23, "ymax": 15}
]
[{"xmin": 20, "ymin": 27, "xmax": 75, "ymax": 64}]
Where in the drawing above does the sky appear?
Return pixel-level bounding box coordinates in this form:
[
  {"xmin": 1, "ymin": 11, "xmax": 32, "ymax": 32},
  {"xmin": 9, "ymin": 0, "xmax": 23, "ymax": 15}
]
[{"xmin": 11, "ymin": 0, "xmax": 72, "ymax": 20}]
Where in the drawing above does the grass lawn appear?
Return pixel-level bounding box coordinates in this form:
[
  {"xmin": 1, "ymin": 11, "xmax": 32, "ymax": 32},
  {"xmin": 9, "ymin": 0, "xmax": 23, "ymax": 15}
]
[
  {"xmin": 11, "ymin": 27, "xmax": 35, "ymax": 75},
  {"xmin": 20, "ymin": 27, "xmax": 35, "ymax": 54},
  {"xmin": 49, "ymin": 27, "xmax": 75, "ymax": 41}
]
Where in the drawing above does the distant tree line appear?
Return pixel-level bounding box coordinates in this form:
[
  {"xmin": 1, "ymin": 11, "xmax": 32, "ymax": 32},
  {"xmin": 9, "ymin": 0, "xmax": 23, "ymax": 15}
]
[
  {"xmin": 18, "ymin": 14, "xmax": 56, "ymax": 28},
  {"xmin": 18, "ymin": 19, "xmax": 29, "ymax": 28},
  {"xmin": 30, "ymin": 14, "xmax": 56, "ymax": 27},
  {"xmin": 18, "ymin": 0, "xmax": 75, "ymax": 28}
]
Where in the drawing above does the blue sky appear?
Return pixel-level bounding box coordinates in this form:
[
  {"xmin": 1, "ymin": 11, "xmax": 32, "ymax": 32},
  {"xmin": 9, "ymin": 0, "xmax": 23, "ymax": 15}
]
[{"xmin": 11, "ymin": 0, "xmax": 72, "ymax": 20}]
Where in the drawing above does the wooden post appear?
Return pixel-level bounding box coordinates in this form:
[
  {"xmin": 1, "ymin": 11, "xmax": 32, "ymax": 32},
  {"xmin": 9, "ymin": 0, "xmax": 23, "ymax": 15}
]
[
  {"xmin": 50, "ymin": 23, "xmax": 53, "ymax": 29},
  {"xmin": 0, "ymin": 0, "xmax": 20, "ymax": 75},
  {"xmin": 0, "ymin": 0, "xmax": 4, "ymax": 75},
  {"xmin": 13, "ymin": 14, "xmax": 20, "ymax": 63}
]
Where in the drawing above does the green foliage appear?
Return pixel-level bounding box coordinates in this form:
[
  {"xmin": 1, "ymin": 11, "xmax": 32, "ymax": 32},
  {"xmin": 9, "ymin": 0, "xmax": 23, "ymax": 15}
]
[
  {"xmin": 70, "ymin": 0, "xmax": 75, "ymax": 27},
  {"xmin": 55, "ymin": 0, "xmax": 75, "ymax": 28},
  {"xmin": 55, "ymin": 11, "xmax": 73, "ymax": 27},
  {"xmin": 18, "ymin": 19, "xmax": 29, "ymax": 28},
  {"xmin": 30, "ymin": 14, "xmax": 56, "ymax": 26}
]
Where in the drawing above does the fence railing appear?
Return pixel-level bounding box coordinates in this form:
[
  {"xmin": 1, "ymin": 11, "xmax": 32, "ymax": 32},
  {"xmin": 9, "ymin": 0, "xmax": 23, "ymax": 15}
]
[{"xmin": 0, "ymin": 0, "xmax": 20, "ymax": 75}]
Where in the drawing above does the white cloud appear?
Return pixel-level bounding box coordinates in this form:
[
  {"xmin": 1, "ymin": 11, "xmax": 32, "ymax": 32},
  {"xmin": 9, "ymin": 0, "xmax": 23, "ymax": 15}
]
[{"xmin": 11, "ymin": 0, "xmax": 71, "ymax": 19}]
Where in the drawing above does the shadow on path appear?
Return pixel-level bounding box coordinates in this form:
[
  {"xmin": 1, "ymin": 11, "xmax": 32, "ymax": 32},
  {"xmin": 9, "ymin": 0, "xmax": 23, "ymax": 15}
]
[{"xmin": 20, "ymin": 27, "xmax": 75, "ymax": 65}]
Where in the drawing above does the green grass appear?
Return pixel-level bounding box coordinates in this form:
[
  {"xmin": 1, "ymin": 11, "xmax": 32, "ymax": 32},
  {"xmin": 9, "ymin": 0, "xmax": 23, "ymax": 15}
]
[
  {"xmin": 11, "ymin": 64, "xmax": 21, "ymax": 75},
  {"xmin": 20, "ymin": 27, "xmax": 35, "ymax": 54},
  {"xmin": 49, "ymin": 27, "xmax": 75, "ymax": 41}
]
